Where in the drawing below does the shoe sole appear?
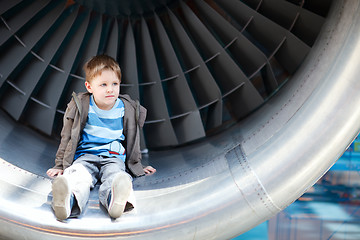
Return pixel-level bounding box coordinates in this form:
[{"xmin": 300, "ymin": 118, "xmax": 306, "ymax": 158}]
[
  {"xmin": 108, "ymin": 173, "xmax": 132, "ymax": 218},
  {"xmin": 52, "ymin": 176, "xmax": 71, "ymax": 220}
]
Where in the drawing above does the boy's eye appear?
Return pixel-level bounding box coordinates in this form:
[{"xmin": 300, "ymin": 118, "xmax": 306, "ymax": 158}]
[
  {"xmin": 113, "ymin": 82, "xmax": 118, "ymax": 86},
  {"xmin": 101, "ymin": 83, "xmax": 107, "ymax": 87}
]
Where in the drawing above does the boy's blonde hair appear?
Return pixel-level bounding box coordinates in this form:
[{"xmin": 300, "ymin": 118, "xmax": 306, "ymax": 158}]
[{"xmin": 83, "ymin": 55, "xmax": 121, "ymax": 82}]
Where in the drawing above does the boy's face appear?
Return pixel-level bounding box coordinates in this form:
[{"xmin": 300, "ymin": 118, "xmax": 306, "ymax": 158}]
[{"xmin": 85, "ymin": 70, "xmax": 120, "ymax": 110}]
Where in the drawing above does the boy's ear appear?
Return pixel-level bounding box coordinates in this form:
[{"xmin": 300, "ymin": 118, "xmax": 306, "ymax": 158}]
[{"xmin": 85, "ymin": 81, "xmax": 93, "ymax": 93}]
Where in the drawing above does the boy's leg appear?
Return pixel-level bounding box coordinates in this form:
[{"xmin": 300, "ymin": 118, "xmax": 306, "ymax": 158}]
[
  {"xmin": 52, "ymin": 175, "xmax": 72, "ymax": 220},
  {"xmin": 62, "ymin": 162, "xmax": 95, "ymax": 214},
  {"xmin": 98, "ymin": 158, "xmax": 133, "ymax": 218},
  {"xmin": 52, "ymin": 155, "xmax": 98, "ymax": 219},
  {"xmin": 107, "ymin": 172, "xmax": 132, "ymax": 218}
]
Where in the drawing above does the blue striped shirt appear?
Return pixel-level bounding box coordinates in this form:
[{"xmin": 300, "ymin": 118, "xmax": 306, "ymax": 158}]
[{"xmin": 75, "ymin": 95, "xmax": 126, "ymax": 161}]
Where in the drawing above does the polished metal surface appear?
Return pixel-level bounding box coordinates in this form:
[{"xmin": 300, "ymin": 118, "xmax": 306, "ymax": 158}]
[{"xmin": 1, "ymin": 0, "xmax": 360, "ymax": 239}]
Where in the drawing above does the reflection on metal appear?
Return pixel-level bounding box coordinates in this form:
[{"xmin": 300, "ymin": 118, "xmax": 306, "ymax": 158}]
[{"xmin": 1, "ymin": 0, "xmax": 360, "ymax": 239}]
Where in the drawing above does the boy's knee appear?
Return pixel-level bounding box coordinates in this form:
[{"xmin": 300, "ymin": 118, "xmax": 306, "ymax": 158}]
[{"xmin": 64, "ymin": 163, "xmax": 93, "ymax": 184}]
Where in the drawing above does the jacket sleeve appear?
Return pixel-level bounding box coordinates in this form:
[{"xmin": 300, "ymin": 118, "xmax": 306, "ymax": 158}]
[
  {"xmin": 138, "ymin": 104, "xmax": 147, "ymax": 128},
  {"xmin": 53, "ymin": 100, "xmax": 76, "ymax": 169},
  {"xmin": 125, "ymin": 99, "xmax": 147, "ymax": 177}
]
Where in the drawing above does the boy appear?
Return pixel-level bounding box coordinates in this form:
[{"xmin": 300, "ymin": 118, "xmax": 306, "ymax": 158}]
[{"xmin": 47, "ymin": 55, "xmax": 156, "ymax": 220}]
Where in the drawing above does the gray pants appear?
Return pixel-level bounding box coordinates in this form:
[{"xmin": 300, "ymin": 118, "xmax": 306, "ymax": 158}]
[{"xmin": 62, "ymin": 154, "xmax": 134, "ymax": 214}]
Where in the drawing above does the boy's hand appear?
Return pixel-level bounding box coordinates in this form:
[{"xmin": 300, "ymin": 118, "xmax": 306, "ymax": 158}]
[
  {"xmin": 143, "ymin": 166, "xmax": 156, "ymax": 175},
  {"xmin": 46, "ymin": 168, "xmax": 64, "ymax": 178}
]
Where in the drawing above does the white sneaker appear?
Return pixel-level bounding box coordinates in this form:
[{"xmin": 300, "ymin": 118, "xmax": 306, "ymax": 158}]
[
  {"xmin": 108, "ymin": 172, "xmax": 132, "ymax": 218},
  {"xmin": 52, "ymin": 176, "xmax": 71, "ymax": 220}
]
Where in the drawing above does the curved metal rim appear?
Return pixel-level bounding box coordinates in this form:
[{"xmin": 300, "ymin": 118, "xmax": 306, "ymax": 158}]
[{"xmin": 1, "ymin": 1, "xmax": 360, "ymax": 239}]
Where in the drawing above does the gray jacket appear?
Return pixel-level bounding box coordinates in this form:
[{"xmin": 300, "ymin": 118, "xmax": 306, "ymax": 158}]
[{"xmin": 53, "ymin": 92, "xmax": 147, "ymax": 177}]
